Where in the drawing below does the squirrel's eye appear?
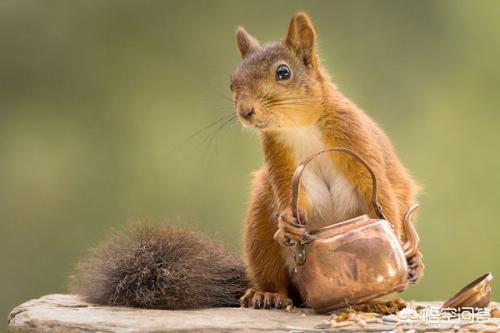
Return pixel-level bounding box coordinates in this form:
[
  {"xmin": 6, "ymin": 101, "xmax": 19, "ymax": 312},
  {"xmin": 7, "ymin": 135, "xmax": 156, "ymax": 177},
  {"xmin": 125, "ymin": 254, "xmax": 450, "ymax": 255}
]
[{"xmin": 276, "ymin": 64, "xmax": 291, "ymax": 81}]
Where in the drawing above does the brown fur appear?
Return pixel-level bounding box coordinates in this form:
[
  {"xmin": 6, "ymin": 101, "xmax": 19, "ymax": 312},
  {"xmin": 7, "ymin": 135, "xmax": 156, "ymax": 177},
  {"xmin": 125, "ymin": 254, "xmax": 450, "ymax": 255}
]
[
  {"xmin": 71, "ymin": 223, "xmax": 248, "ymax": 309},
  {"xmin": 233, "ymin": 12, "xmax": 422, "ymax": 308}
]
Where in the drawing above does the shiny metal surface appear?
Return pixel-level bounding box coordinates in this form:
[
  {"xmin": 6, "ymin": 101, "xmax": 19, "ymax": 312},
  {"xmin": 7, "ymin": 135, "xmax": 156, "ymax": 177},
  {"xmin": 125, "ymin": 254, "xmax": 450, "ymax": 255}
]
[
  {"xmin": 296, "ymin": 215, "xmax": 411, "ymax": 312},
  {"xmin": 442, "ymin": 273, "xmax": 493, "ymax": 310}
]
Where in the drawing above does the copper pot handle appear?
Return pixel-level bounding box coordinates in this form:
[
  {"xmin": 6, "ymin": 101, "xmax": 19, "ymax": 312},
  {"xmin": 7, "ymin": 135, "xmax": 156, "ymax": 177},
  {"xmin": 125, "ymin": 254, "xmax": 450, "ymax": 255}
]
[
  {"xmin": 290, "ymin": 147, "xmax": 387, "ymax": 223},
  {"xmin": 290, "ymin": 147, "xmax": 421, "ymax": 267}
]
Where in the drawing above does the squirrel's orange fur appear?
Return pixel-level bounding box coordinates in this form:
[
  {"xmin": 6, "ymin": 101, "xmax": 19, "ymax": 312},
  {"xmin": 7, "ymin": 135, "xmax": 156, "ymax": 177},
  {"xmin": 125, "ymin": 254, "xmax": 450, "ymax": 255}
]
[{"xmin": 233, "ymin": 13, "xmax": 423, "ymax": 308}]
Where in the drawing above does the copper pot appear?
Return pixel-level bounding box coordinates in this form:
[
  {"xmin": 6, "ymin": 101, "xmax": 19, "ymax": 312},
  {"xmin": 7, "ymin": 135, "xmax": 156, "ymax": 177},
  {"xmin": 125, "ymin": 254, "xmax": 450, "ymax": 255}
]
[{"xmin": 289, "ymin": 147, "xmax": 420, "ymax": 313}]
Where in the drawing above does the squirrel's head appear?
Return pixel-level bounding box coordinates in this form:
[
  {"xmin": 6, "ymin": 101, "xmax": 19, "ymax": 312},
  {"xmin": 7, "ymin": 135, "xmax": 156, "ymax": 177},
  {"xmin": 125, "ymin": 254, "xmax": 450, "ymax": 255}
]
[{"xmin": 231, "ymin": 12, "xmax": 327, "ymax": 131}]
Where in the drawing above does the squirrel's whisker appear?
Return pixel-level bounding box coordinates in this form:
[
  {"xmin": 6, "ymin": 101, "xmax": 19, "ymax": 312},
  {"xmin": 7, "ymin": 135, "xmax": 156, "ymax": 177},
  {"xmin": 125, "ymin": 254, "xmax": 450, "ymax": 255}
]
[
  {"xmin": 167, "ymin": 114, "xmax": 235, "ymax": 154},
  {"xmin": 188, "ymin": 114, "xmax": 235, "ymax": 141},
  {"xmin": 221, "ymin": 94, "xmax": 236, "ymax": 106},
  {"xmin": 201, "ymin": 115, "xmax": 238, "ymax": 156}
]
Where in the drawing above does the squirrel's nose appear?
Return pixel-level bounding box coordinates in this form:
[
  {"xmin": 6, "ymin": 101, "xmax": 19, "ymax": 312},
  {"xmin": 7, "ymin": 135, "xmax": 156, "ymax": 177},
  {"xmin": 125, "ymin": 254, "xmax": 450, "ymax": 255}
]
[{"xmin": 238, "ymin": 107, "xmax": 255, "ymax": 120}]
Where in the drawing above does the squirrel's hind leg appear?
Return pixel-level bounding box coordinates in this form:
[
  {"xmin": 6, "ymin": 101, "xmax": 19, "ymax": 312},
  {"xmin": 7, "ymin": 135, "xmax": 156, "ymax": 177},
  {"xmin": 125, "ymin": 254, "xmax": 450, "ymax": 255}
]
[
  {"xmin": 240, "ymin": 288, "xmax": 292, "ymax": 309},
  {"xmin": 242, "ymin": 168, "xmax": 293, "ymax": 310}
]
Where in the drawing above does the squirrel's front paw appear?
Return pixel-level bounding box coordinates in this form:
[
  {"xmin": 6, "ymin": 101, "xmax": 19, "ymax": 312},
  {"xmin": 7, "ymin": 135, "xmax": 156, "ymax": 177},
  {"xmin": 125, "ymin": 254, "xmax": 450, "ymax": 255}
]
[
  {"xmin": 407, "ymin": 251, "xmax": 424, "ymax": 284},
  {"xmin": 273, "ymin": 208, "xmax": 313, "ymax": 246}
]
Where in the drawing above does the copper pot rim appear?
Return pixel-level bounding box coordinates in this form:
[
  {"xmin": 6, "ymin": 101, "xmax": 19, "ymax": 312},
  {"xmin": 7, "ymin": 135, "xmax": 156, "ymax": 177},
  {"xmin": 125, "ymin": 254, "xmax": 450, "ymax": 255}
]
[
  {"xmin": 309, "ymin": 214, "xmax": 371, "ymax": 236},
  {"xmin": 441, "ymin": 272, "xmax": 493, "ymax": 309},
  {"xmin": 309, "ymin": 215, "xmax": 396, "ymax": 241}
]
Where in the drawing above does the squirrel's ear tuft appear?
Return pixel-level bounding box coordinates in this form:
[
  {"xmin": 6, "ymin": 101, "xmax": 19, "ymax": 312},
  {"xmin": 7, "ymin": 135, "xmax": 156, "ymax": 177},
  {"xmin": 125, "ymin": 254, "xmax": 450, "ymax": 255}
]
[
  {"xmin": 236, "ymin": 26, "xmax": 260, "ymax": 58},
  {"xmin": 285, "ymin": 12, "xmax": 318, "ymax": 67}
]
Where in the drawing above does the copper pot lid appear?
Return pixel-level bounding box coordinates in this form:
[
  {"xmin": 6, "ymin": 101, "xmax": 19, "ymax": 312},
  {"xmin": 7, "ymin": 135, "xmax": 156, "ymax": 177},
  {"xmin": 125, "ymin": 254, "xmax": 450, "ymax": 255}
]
[{"xmin": 442, "ymin": 272, "xmax": 493, "ymax": 309}]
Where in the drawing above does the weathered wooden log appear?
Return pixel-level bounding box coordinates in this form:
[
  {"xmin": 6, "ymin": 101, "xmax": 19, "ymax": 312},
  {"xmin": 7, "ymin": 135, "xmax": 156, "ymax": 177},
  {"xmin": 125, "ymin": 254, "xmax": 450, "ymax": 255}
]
[{"xmin": 8, "ymin": 294, "xmax": 499, "ymax": 332}]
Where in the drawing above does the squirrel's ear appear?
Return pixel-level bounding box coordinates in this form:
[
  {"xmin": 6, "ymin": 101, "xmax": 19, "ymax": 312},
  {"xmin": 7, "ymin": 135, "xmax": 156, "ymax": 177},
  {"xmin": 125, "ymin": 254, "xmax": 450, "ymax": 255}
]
[
  {"xmin": 236, "ymin": 26, "xmax": 260, "ymax": 58},
  {"xmin": 285, "ymin": 12, "xmax": 318, "ymax": 67}
]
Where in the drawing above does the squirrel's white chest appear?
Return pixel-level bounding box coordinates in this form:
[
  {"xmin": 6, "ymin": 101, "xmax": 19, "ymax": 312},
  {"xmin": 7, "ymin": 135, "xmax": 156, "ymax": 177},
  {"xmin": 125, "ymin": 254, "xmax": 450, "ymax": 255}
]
[{"xmin": 276, "ymin": 127, "xmax": 366, "ymax": 230}]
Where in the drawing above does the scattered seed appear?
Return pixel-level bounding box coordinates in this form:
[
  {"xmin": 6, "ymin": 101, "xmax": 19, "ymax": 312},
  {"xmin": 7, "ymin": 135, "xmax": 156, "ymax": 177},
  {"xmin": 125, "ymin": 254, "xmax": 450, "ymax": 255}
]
[
  {"xmin": 314, "ymin": 323, "xmax": 332, "ymax": 329},
  {"xmin": 394, "ymin": 326, "xmax": 405, "ymax": 333},
  {"xmin": 332, "ymin": 320, "xmax": 354, "ymax": 328},
  {"xmin": 356, "ymin": 319, "xmax": 367, "ymax": 327},
  {"xmin": 479, "ymin": 328, "xmax": 500, "ymax": 333},
  {"xmin": 351, "ymin": 298, "xmax": 406, "ymax": 315},
  {"xmin": 337, "ymin": 312, "xmax": 350, "ymax": 322},
  {"xmin": 383, "ymin": 314, "xmax": 399, "ymax": 323},
  {"xmin": 365, "ymin": 318, "xmax": 383, "ymax": 323}
]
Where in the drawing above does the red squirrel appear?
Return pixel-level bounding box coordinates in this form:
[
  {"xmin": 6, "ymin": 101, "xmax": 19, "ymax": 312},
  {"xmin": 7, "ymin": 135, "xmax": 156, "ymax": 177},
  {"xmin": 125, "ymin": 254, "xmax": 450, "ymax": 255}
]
[{"xmin": 72, "ymin": 12, "xmax": 423, "ymax": 310}]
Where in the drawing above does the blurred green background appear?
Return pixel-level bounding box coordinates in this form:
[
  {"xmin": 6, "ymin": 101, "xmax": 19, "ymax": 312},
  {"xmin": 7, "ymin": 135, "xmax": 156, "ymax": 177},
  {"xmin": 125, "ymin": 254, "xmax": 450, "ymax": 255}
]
[{"xmin": 1, "ymin": 0, "xmax": 499, "ymax": 325}]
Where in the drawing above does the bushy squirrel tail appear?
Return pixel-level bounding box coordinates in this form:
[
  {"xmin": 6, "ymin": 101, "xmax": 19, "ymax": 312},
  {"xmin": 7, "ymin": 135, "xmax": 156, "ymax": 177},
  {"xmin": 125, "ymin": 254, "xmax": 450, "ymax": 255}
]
[{"xmin": 70, "ymin": 222, "xmax": 248, "ymax": 309}]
